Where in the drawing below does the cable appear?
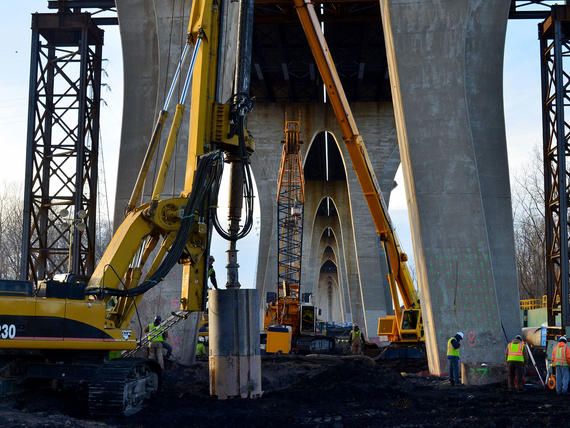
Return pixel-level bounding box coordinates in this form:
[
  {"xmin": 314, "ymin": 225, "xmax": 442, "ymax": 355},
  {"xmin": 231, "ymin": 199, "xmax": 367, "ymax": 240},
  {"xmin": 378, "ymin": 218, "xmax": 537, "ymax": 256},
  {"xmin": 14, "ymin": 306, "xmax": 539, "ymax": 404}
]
[
  {"xmin": 211, "ymin": 112, "xmax": 255, "ymax": 241},
  {"xmin": 132, "ymin": 295, "xmax": 144, "ymax": 348},
  {"xmin": 85, "ymin": 151, "xmax": 225, "ymax": 298}
]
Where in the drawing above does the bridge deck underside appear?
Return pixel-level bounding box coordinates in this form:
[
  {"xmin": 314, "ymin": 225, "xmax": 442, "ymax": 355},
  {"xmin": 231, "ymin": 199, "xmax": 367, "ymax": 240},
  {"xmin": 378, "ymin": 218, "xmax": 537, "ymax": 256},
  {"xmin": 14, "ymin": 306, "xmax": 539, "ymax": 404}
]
[{"xmin": 252, "ymin": 0, "xmax": 390, "ymax": 103}]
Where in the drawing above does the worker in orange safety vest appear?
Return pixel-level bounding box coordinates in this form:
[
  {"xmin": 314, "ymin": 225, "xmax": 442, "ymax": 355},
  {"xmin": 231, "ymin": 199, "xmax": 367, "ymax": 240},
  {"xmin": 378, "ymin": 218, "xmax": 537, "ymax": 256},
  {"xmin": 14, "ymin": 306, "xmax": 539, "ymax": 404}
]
[
  {"xmin": 551, "ymin": 336, "xmax": 570, "ymax": 395},
  {"xmin": 505, "ymin": 335, "xmax": 528, "ymax": 392}
]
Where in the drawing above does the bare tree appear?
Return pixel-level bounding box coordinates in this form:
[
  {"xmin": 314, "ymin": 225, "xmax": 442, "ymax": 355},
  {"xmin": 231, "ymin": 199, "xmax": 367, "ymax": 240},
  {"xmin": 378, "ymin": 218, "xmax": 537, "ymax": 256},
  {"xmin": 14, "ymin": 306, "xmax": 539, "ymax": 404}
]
[
  {"xmin": 95, "ymin": 218, "xmax": 113, "ymax": 266},
  {"xmin": 511, "ymin": 150, "xmax": 546, "ymax": 300},
  {"xmin": 0, "ymin": 183, "xmax": 24, "ymax": 279},
  {"xmin": 0, "ymin": 180, "xmax": 113, "ymax": 279}
]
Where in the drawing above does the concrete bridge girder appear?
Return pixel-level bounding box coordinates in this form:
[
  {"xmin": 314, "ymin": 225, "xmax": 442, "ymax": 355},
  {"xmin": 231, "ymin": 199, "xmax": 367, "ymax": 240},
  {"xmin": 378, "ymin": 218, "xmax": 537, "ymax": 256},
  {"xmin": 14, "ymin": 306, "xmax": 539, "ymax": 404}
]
[{"xmin": 380, "ymin": 0, "xmax": 520, "ymax": 377}]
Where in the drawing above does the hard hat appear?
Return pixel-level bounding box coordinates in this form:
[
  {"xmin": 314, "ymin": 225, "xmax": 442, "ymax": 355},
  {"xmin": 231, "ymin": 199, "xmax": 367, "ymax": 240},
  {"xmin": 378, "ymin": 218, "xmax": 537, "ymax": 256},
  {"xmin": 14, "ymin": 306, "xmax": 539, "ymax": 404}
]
[
  {"xmin": 456, "ymin": 332, "xmax": 464, "ymax": 340},
  {"xmin": 559, "ymin": 336, "xmax": 567, "ymax": 343},
  {"xmin": 154, "ymin": 315, "xmax": 162, "ymax": 325},
  {"xmin": 515, "ymin": 335, "xmax": 522, "ymax": 341}
]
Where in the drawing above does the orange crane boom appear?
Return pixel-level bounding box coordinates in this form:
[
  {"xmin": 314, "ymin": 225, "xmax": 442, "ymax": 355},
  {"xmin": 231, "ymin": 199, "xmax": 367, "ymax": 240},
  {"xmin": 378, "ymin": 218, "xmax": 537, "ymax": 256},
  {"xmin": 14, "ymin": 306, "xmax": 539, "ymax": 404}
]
[{"xmin": 293, "ymin": 0, "xmax": 422, "ymax": 343}]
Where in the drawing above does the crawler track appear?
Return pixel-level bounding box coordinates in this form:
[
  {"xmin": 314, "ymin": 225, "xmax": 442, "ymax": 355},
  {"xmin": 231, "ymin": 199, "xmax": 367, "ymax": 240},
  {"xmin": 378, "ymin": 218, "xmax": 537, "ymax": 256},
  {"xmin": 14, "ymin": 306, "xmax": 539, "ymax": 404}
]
[{"xmin": 88, "ymin": 359, "xmax": 160, "ymax": 417}]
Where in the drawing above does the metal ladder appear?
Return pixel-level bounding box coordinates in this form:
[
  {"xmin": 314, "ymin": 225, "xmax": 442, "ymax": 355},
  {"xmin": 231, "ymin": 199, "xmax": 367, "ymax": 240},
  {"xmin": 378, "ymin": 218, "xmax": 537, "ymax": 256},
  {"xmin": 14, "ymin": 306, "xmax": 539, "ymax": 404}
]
[{"xmin": 121, "ymin": 310, "xmax": 190, "ymax": 358}]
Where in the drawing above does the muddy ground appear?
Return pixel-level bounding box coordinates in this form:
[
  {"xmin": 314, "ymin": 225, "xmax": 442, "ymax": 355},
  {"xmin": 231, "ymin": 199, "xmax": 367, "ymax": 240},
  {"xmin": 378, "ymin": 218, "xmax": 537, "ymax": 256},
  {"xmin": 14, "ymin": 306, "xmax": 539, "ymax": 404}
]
[{"xmin": 0, "ymin": 355, "xmax": 569, "ymax": 427}]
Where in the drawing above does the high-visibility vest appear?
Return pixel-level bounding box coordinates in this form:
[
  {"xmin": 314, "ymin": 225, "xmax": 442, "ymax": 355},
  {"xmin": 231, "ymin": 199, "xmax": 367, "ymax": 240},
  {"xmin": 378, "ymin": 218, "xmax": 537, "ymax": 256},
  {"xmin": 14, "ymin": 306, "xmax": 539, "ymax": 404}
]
[
  {"xmin": 506, "ymin": 341, "xmax": 525, "ymax": 363},
  {"xmin": 350, "ymin": 330, "xmax": 361, "ymax": 341},
  {"xmin": 196, "ymin": 342, "xmax": 206, "ymax": 356},
  {"xmin": 553, "ymin": 343, "xmax": 569, "ymax": 366},
  {"xmin": 208, "ymin": 268, "xmax": 213, "ymax": 277},
  {"xmin": 149, "ymin": 323, "xmax": 164, "ymax": 342},
  {"xmin": 447, "ymin": 337, "xmax": 459, "ymax": 357}
]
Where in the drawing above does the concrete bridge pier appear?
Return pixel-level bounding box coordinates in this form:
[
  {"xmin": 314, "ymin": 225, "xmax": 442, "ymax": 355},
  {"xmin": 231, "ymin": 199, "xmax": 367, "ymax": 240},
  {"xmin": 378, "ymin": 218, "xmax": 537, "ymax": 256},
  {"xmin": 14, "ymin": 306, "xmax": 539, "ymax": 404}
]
[{"xmin": 380, "ymin": 0, "xmax": 521, "ymax": 380}]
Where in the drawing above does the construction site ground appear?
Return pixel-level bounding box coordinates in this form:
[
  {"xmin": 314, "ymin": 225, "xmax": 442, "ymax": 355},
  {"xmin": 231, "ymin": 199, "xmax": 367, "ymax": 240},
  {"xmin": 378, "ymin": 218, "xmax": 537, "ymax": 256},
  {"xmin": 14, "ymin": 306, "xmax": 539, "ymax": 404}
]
[{"xmin": 0, "ymin": 354, "xmax": 569, "ymax": 427}]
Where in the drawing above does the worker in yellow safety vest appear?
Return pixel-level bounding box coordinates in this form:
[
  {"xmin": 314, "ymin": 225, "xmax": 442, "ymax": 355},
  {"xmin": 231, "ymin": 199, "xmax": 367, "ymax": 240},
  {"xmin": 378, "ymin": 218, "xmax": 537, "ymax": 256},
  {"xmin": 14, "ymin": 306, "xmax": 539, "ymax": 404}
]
[
  {"xmin": 551, "ymin": 336, "xmax": 570, "ymax": 395},
  {"xmin": 350, "ymin": 325, "xmax": 363, "ymax": 355},
  {"xmin": 145, "ymin": 315, "xmax": 168, "ymax": 370},
  {"xmin": 446, "ymin": 332, "xmax": 463, "ymax": 386},
  {"xmin": 196, "ymin": 337, "xmax": 207, "ymax": 360},
  {"xmin": 505, "ymin": 334, "xmax": 528, "ymax": 392}
]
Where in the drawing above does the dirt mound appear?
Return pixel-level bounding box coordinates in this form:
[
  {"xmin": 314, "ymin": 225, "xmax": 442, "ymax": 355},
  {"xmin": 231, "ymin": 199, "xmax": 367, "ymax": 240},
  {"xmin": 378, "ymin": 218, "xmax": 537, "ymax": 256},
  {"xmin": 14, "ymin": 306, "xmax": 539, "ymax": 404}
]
[{"xmin": 1, "ymin": 357, "xmax": 569, "ymax": 427}]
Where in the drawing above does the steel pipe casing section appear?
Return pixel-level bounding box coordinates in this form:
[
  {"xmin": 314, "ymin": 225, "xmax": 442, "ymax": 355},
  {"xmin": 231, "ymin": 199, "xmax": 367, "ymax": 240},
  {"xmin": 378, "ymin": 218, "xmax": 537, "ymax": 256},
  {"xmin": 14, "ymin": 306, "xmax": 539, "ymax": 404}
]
[{"xmin": 208, "ymin": 289, "xmax": 262, "ymax": 399}]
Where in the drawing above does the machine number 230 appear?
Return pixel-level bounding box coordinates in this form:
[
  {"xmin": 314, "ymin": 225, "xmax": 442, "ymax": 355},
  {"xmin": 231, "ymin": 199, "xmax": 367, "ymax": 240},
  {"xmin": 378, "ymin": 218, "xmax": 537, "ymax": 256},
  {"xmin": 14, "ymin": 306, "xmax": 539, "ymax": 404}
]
[{"xmin": 0, "ymin": 324, "xmax": 16, "ymax": 339}]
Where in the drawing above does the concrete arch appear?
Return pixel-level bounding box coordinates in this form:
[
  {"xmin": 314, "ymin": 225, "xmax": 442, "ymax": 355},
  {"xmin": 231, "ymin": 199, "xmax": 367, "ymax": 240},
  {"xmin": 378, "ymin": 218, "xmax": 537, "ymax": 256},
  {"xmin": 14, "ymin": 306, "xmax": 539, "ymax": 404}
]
[
  {"xmin": 309, "ymin": 196, "xmax": 343, "ymax": 232},
  {"xmin": 303, "ymin": 129, "xmax": 349, "ymax": 176},
  {"xmin": 315, "ymin": 228, "xmax": 346, "ymax": 322},
  {"xmin": 306, "ymin": 193, "xmax": 359, "ymax": 325},
  {"xmin": 322, "ymin": 244, "xmax": 337, "ymax": 263},
  {"xmin": 316, "ymin": 261, "xmax": 343, "ymax": 323}
]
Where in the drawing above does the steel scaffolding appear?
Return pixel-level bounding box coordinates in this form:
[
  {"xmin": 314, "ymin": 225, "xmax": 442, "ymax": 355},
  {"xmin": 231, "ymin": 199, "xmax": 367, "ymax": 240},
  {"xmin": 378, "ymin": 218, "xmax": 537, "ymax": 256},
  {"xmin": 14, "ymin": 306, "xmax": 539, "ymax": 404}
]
[
  {"xmin": 509, "ymin": 1, "xmax": 565, "ymax": 19},
  {"xmin": 539, "ymin": 5, "xmax": 570, "ymax": 330},
  {"xmin": 276, "ymin": 121, "xmax": 305, "ymax": 299},
  {"xmin": 21, "ymin": 13, "xmax": 103, "ymax": 281}
]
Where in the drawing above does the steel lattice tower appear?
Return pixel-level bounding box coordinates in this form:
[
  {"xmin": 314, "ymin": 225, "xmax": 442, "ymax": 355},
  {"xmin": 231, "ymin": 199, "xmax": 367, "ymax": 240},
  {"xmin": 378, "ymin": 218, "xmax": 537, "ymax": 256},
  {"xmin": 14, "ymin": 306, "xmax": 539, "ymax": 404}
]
[
  {"xmin": 539, "ymin": 5, "xmax": 570, "ymax": 331},
  {"xmin": 21, "ymin": 13, "xmax": 103, "ymax": 281},
  {"xmin": 276, "ymin": 121, "xmax": 305, "ymax": 299}
]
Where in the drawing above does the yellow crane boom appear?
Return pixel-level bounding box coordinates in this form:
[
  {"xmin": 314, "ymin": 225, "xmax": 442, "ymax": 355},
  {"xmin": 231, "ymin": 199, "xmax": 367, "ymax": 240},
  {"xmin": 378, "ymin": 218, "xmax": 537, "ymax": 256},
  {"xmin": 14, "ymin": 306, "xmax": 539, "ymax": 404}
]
[{"xmin": 293, "ymin": 0, "xmax": 422, "ymax": 343}]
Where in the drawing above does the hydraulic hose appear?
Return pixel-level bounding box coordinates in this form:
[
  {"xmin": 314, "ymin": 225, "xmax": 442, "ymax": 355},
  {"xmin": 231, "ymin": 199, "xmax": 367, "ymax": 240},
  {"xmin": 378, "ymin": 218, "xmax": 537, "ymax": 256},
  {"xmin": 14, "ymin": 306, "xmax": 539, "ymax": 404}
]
[
  {"xmin": 86, "ymin": 151, "xmax": 225, "ymax": 298},
  {"xmin": 211, "ymin": 114, "xmax": 255, "ymax": 241}
]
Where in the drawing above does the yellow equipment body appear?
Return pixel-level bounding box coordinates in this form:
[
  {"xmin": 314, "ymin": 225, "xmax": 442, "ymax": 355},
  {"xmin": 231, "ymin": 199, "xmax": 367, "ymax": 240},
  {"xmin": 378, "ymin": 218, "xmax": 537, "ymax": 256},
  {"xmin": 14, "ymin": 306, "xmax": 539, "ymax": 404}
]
[
  {"xmin": 266, "ymin": 326, "xmax": 292, "ymax": 354},
  {"xmin": 0, "ymin": 295, "xmax": 135, "ymax": 350}
]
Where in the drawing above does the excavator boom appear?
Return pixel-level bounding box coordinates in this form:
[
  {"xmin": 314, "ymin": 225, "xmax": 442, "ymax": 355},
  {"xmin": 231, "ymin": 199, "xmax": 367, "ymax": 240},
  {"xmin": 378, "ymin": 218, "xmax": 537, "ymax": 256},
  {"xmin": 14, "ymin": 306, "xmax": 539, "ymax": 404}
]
[{"xmin": 293, "ymin": 0, "xmax": 422, "ymax": 343}]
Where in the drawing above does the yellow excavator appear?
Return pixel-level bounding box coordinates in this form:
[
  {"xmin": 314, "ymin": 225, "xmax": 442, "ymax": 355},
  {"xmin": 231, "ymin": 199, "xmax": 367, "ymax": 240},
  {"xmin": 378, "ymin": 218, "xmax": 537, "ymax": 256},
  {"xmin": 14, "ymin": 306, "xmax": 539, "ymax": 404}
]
[{"xmin": 0, "ymin": 0, "xmax": 254, "ymax": 415}]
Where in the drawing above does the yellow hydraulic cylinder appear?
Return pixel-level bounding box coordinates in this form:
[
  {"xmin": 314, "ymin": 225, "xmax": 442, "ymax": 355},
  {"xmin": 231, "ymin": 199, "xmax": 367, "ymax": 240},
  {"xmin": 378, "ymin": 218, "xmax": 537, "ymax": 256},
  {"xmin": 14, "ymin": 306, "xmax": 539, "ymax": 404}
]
[
  {"xmin": 151, "ymin": 103, "xmax": 185, "ymax": 202},
  {"xmin": 126, "ymin": 109, "xmax": 169, "ymax": 214}
]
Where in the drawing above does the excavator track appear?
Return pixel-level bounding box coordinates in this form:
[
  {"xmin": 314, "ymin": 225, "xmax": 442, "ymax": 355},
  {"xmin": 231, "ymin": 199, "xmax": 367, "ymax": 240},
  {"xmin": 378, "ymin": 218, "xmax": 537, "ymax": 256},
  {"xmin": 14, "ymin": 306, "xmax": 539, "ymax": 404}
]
[{"xmin": 88, "ymin": 359, "xmax": 160, "ymax": 417}]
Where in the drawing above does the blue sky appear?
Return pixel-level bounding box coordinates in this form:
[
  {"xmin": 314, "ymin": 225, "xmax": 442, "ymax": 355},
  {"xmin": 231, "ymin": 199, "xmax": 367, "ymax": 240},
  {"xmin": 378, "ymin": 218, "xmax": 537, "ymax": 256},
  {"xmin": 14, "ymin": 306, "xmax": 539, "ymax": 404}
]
[{"xmin": 0, "ymin": 3, "xmax": 546, "ymax": 288}]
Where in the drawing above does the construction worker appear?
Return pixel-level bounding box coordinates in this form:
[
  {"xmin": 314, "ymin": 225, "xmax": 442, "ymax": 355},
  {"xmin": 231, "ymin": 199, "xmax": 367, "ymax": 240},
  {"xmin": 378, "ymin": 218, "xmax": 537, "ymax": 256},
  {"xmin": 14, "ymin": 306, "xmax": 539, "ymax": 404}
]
[
  {"xmin": 145, "ymin": 315, "xmax": 167, "ymax": 370},
  {"xmin": 196, "ymin": 337, "xmax": 207, "ymax": 360},
  {"xmin": 505, "ymin": 334, "xmax": 528, "ymax": 392},
  {"xmin": 208, "ymin": 255, "xmax": 218, "ymax": 290},
  {"xmin": 447, "ymin": 331, "xmax": 464, "ymax": 386},
  {"xmin": 350, "ymin": 325, "xmax": 363, "ymax": 355},
  {"xmin": 551, "ymin": 336, "xmax": 570, "ymax": 395}
]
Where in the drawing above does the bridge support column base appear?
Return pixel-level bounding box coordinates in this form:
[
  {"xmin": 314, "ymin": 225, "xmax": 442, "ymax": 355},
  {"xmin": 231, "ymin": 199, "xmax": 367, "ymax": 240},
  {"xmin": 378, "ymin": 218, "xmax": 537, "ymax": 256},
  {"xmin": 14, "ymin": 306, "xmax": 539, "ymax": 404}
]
[{"xmin": 461, "ymin": 362, "xmax": 505, "ymax": 386}]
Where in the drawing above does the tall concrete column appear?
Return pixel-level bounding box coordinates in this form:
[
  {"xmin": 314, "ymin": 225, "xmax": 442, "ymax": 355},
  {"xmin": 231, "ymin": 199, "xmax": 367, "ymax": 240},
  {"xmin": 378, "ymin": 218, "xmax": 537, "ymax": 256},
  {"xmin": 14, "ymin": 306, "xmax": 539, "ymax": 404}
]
[
  {"xmin": 380, "ymin": 0, "xmax": 520, "ymax": 379},
  {"xmin": 115, "ymin": 0, "xmax": 159, "ymax": 222}
]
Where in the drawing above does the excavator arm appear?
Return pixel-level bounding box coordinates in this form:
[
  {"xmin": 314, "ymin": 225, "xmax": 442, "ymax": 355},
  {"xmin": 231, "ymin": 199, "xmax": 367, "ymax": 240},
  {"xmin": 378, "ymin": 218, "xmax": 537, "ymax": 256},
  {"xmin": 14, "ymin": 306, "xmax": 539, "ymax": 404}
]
[{"xmin": 293, "ymin": 0, "xmax": 422, "ymax": 342}]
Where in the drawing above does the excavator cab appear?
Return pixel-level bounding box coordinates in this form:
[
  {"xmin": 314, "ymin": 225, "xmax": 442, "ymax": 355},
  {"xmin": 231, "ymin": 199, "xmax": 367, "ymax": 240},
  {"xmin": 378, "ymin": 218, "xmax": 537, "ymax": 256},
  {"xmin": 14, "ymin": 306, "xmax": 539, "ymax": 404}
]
[
  {"xmin": 399, "ymin": 308, "xmax": 423, "ymax": 341},
  {"xmin": 377, "ymin": 308, "xmax": 423, "ymax": 343}
]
